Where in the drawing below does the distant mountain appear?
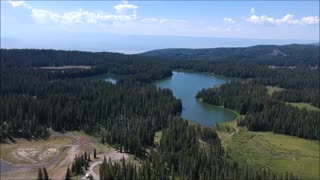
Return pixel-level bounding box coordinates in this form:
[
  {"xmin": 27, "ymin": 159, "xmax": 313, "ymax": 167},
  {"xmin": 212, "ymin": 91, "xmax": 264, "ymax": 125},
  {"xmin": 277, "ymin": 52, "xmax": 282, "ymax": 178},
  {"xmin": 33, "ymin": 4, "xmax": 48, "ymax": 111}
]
[
  {"xmin": 309, "ymin": 42, "xmax": 320, "ymax": 46},
  {"xmin": 141, "ymin": 44, "xmax": 319, "ymax": 66}
]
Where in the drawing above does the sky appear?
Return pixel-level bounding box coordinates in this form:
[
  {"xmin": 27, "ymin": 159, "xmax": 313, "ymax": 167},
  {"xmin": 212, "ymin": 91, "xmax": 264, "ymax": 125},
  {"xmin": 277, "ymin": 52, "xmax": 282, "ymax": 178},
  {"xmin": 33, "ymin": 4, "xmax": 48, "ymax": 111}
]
[{"xmin": 1, "ymin": 0, "xmax": 319, "ymax": 53}]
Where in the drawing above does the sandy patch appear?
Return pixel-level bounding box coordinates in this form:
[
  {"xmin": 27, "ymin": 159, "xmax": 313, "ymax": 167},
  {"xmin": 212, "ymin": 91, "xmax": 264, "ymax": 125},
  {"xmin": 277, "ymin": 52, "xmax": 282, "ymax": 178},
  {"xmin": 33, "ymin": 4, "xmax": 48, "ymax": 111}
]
[
  {"xmin": 14, "ymin": 147, "xmax": 58, "ymax": 164},
  {"xmin": 38, "ymin": 148, "xmax": 57, "ymax": 161}
]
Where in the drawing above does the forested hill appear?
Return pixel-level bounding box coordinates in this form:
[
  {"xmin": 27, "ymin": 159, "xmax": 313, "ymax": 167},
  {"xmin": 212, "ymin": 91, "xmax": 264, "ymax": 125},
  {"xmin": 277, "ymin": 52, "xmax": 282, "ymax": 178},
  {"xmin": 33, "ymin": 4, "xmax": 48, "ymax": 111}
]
[
  {"xmin": 1, "ymin": 49, "xmax": 162, "ymax": 67},
  {"xmin": 142, "ymin": 44, "xmax": 319, "ymax": 67},
  {"xmin": 0, "ymin": 49, "xmax": 172, "ymax": 82}
]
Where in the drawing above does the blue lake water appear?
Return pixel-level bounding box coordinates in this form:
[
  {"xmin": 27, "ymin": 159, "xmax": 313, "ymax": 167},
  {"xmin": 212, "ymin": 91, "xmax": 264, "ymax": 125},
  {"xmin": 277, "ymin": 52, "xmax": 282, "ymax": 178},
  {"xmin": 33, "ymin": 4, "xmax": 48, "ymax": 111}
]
[{"xmin": 154, "ymin": 71, "xmax": 237, "ymax": 126}]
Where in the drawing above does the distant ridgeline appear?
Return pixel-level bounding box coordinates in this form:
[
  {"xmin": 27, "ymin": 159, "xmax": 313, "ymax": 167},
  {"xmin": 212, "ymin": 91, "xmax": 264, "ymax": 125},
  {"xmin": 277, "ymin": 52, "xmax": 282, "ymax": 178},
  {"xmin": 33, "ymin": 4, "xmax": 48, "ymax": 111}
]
[
  {"xmin": 0, "ymin": 48, "xmax": 316, "ymax": 179},
  {"xmin": 142, "ymin": 44, "xmax": 319, "ymax": 68},
  {"xmin": 1, "ymin": 49, "xmax": 172, "ymax": 82}
]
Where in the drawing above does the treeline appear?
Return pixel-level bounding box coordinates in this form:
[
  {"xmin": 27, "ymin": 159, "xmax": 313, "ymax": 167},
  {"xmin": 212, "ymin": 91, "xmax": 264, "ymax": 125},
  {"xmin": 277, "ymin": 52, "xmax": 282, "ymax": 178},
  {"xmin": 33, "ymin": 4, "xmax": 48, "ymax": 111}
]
[
  {"xmin": 170, "ymin": 61, "xmax": 319, "ymax": 89},
  {"xmin": 171, "ymin": 60, "xmax": 320, "ymax": 107},
  {"xmin": 196, "ymin": 81, "xmax": 319, "ymax": 140},
  {"xmin": 71, "ymin": 151, "xmax": 91, "ymax": 175},
  {"xmin": 1, "ymin": 49, "xmax": 173, "ymax": 83},
  {"xmin": 272, "ymin": 89, "xmax": 320, "ymax": 108},
  {"xmin": 100, "ymin": 157, "xmax": 139, "ymax": 180},
  {"xmin": 100, "ymin": 118, "xmax": 300, "ymax": 180},
  {"xmin": 143, "ymin": 44, "xmax": 320, "ymax": 67},
  {"xmin": 37, "ymin": 167, "xmax": 49, "ymax": 180}
]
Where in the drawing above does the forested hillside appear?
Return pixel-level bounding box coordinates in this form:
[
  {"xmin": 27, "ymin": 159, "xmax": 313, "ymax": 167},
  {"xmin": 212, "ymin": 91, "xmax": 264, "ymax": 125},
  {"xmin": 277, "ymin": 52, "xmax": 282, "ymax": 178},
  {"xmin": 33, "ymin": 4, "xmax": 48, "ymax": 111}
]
[
  {"xmin": 100, "ymin": 118, "xmax": 299, "ymax": 180},
  {"xmin": 1, "ymin": 49, "xmax": 172, "ymax": 82},
  {"xmin": 170, "ymin": 61, "xmax": 320, "ymax": 107},
  {"xmin": 1, "ymin": 69, "xmax": 182, "ymax": 156},
  {"xmin": 196, "ymin": 81, "xmax": 319, "ymax": 140},
  {"xmin": 142, "ymin": 44, "xmax": 319, "ymax": 67}
]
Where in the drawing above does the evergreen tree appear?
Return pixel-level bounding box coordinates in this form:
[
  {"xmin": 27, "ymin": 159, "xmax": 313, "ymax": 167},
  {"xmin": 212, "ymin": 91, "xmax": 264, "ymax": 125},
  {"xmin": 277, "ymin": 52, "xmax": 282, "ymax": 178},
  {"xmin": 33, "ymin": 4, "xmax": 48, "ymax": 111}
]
[
  {"xmin": 94, "ymin": 148, "xmax": 97, "ymax": 159},
  {"xmin": 43, "ymin": 167, "xmax": 49, "ymax": 180},
  {"xmin": 65, "ymin": 166, "xmax": 71, "ymax": 180},
  {"xmin": 37, "ymin": 168, "xmax": 43, "ymax": 180}
]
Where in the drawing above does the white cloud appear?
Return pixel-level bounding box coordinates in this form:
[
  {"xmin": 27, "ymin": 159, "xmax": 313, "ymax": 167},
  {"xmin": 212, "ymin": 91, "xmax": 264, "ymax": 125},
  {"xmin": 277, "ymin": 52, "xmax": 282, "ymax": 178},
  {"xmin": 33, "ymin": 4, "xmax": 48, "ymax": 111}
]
[
  {"xmin": 246, "ymin": 14, "xmax": 319, "ymax": 25},
  {"xmin": 114, "ymin": 3, "xmax": 138, "ymax": 14},
  {"xmin": 301, "ymin": 16, "xmax": 320, "ymax": 24},
  {"xmin": 224, "ymin": 17, "xmax": 235, "ymax": 24},
  {"xmin": 31, "ymin": 8, "xmax": 137, "ymax": 24},
  {"xmin": 141, "ymin": 18, "xmax": 186, "ymax": 24},
  {"xmin": 7, "ymin": 0, "xmax": 184, "ymax": 26},
  {"xmin": 121, "ymin": 0, "xmax": 129, "ymax": 4},
  {"xmin": 8, "ymin": 0, "xmax": 32, "ymax": 9},
  {"xmin": 251, "ymin": 8, "xmax": 255, "ymax": 14}
]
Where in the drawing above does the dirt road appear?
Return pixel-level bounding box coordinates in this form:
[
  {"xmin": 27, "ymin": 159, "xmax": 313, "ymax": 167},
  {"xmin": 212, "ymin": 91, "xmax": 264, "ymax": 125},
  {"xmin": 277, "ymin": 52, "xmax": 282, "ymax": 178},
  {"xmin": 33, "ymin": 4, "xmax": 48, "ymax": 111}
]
[
  {"xmin": 81, "ymin": 150, "xmax": 129, "ymax": 180},
  {"xmin": 221, "ymin": 121, "xmax": 240, "ymax": 143},
  {"xmin": 1, "ymin": 133, "xmax": 129, "ymax": 180},
  {"xmin": 50, "ymin": 133, "xmax": 94, "ymax": 180}
]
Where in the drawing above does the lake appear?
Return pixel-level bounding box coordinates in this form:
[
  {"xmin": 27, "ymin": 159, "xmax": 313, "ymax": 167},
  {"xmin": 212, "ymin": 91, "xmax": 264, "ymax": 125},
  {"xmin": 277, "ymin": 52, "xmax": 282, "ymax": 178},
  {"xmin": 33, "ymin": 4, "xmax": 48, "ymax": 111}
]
[
  {"xmin": 154, "ymin": 71, "xmax": 237, "ymax": 126},
  {"xmin": 105, "ymin": 78, "xmax": 117, "ymax": 84}
]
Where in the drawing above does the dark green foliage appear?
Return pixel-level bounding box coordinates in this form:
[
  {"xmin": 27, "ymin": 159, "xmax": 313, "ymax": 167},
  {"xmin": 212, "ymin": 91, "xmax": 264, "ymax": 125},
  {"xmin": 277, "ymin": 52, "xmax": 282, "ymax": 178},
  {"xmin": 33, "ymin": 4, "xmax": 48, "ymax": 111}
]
[
  {"xmin": 170, "ymin": 61, "xmax": 319, "ymax": 90},
  {"xmin": 1, "ymin": 49, "xmax": 172, "ymax": 83},
  {"xmin": 100, "ymin": 157, "xmax": 139, "ymax": 180},
  {"xmin": 71, "ymin": 152, "xmax": 89, "ymax": 175},
  {"xmin": 1, "ymin": 69, "xmax": 181, "ymax": 153},
  {"xmin": 272, "ymin": 89, "xmax": 320, "ymax": 108},
  {"xmin": 197, "ymin": 81, "xmax": 320, "ymax": 140},
  {"xmin": 153, "ymin": 118, "xmax": 301, "ymax": 180},
  {"xmin": 1, "ymin": 48, "xmax": 313, "ymax": 179},
  {"xmin": 99, "ymin": 118, "xmax": 300, "ymax": 180}
]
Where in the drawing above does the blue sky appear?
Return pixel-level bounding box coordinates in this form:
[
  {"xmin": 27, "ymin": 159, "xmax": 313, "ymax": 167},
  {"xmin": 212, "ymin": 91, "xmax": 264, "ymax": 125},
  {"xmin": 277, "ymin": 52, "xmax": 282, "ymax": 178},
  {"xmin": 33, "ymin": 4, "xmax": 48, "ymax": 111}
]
[{"xmin": 1, "ymin": 1, "xmax": 319, "ymax": 53}]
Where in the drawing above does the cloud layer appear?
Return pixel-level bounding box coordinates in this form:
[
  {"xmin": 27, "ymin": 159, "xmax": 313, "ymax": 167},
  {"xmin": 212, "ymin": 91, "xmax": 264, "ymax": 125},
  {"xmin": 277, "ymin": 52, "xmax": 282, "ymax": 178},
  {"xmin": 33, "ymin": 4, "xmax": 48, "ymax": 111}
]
[
  {"xmin": 246, "ymin": 14, "xmax": 319, "ymax": 25},
  {"xmin": 5, "ymin": 1, "xmax": 319, "ymax": 40},
  {"xmin": 224, "ymin": 17, "xmax": 235, "ymax": 24},
  {"xmin": 7, "ymin": 0, "xmax": 181, "ymax": 25}
]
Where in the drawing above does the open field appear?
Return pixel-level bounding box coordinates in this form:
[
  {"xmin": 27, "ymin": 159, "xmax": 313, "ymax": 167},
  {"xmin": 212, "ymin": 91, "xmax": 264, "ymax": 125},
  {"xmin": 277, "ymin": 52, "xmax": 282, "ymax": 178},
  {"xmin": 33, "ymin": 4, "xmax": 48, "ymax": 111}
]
[
  {"xmin": 217, "ymin": 119, "xmax": 320, "ymax": 180},
  {"xmin": 39, "ymin": 66, "xmax": 92, "ymax": 70},
  {"xmin": 154, "ymin": 131, "xmax": 163, "ymax": 145},
  {"xmin": 266, "ymin": 86, "xmax": 319, "ymax": 111},
  {"xmin": 286, "ymin": 102, "xmax": 320, "ymax": 111},
  {"xmin": 266, "ymin": 86, "xmax": 285, "ymax": 96}
]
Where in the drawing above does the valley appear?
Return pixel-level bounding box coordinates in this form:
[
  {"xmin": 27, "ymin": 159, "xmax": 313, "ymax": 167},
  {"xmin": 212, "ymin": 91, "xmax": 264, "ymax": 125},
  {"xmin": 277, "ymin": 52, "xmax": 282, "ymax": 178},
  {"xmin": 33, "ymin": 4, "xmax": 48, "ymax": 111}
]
[{"xmin": 1, "ymin": 45, "xmax": 319, "ymax": 179}]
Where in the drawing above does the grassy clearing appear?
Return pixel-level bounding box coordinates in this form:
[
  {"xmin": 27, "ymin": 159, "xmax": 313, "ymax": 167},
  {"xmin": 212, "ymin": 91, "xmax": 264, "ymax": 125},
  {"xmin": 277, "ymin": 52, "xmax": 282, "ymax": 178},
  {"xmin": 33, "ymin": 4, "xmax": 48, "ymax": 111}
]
[
  {"xmin": 286, "ymin": 102, "xmax": 320, "ymax": 112},
  {"xmin": 154, "ymin": 131, "xmax": 163, "ymax": 145},
  {"xmin": 217, "ymin": 120, "xmax": 320, "ymax": 180},
  {"xmin": 266, "ymin": 86, "xmax": 285, "ymax": 96},
  {"xmin": 71, "ymin": 131, "xmax": 110, "ymax": 153},
  {"xmin": 266, "ymin": 85, "xmax": 319, "ymax": 112}
]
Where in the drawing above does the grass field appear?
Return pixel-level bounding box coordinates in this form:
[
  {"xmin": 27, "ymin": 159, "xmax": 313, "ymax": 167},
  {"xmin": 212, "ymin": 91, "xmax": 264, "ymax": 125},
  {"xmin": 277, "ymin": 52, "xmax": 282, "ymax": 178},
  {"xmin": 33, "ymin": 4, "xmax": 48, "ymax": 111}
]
[
  {"xmin": 286, "ymin": 102, "xmax": 320, "ymax": 111},
  {"xmin": 266, "ymin": 86, "xmax": 285, "ymax": 96},
  {"xmin": 266, "ymin": 86, "xmax": 319, "ymax": 112},
  {"xmin": 154, "ymin": 131, "xmax": 163, "ymax": 145},
  {"xmin": 217, "ymin": 120, "xmax": 320, "ymax": 180},
  {"xmin": 71, "ymin": 131, "xmax": 111, "ymax": 153}
]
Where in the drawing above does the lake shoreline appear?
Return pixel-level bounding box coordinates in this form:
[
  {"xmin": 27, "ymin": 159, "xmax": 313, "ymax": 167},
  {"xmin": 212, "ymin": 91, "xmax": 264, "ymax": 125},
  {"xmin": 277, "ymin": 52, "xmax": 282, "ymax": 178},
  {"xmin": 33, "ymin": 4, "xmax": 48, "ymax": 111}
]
[{"xmin": 154, "ymin": 70, "xmax": 237, "ymax": 127}]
